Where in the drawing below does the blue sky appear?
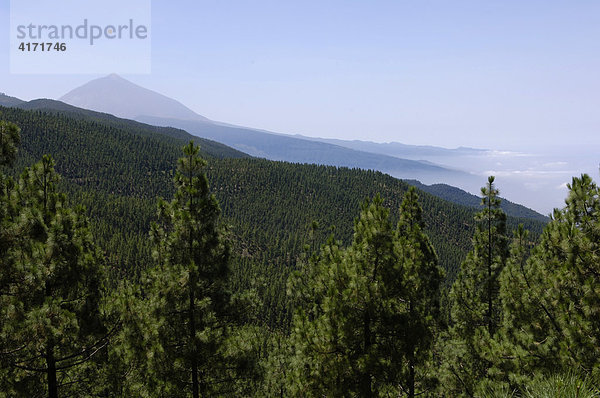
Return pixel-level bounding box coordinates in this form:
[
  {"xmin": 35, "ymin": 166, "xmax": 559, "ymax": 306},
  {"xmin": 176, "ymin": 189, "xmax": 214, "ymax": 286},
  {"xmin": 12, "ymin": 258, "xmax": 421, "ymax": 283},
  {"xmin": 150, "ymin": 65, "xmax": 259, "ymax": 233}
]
[{"xmin": 1, "ymin": 0, "xmax": 600, "ymax": 150}]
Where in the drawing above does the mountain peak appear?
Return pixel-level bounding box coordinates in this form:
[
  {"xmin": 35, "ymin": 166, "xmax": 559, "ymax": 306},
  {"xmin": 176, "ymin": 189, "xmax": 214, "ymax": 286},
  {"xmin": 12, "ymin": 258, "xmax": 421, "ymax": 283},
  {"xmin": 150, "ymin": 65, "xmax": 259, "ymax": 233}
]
[
  {"xmin": 105, "ymin": 73, "xmax": 126, "ymax": 81},
  {"xmin": 59, "ymin": 75, "xmax": 210, "ymax": 122}
]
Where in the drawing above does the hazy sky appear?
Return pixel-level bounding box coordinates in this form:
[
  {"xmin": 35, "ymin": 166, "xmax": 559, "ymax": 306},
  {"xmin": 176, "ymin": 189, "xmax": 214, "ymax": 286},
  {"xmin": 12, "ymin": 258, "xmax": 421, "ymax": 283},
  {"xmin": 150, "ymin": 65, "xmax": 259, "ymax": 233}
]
[{"xmin": 1, "ymin": 0, "xmax": 600, "ymax": 151}]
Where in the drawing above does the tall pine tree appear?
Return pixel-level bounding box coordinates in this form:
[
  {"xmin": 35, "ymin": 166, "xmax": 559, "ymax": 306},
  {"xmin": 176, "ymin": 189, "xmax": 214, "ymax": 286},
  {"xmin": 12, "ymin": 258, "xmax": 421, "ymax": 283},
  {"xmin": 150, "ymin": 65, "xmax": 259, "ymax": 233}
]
[
  {"xmin": 0, "ymin": 121, "xmax": 20, "ymax": 300},
  {"xmin": 394, "ymin": 187, "xmax": 443, "ymax": 397},
  {"xmin": 0, "ymin": 121, "xmax": 20, "ymax": 287},
  {"xmin": 0, "ymin": 121, "xmax": 21, "ymax": 393},
  {"xmin": 490, "ymin": 224, "xmax": 561, "ymax": 389},
  {"xmin": 442, "ymin": 176, "xmax": 509, "ymax": 396},
  {"xmin": 142, "ymin": 142, "xmax": 233, "ymax": 397},
  {"xmin": 288, "ymin": 195, "xmax": 399, "ymax": 396},
  {"xmin": 0, "ymin": 155, "xmax": 107, "ymax": 398},
  {"xmin": 495, "ymin": 174, "xmax": 600, "ymax": 385},
  {"xmin": 289, "ymin": 192, "xmax": 442, "ymax": 397},
  {"xmin": 542, "ymin": 174, "xmax": 600, "ymax": 376}
]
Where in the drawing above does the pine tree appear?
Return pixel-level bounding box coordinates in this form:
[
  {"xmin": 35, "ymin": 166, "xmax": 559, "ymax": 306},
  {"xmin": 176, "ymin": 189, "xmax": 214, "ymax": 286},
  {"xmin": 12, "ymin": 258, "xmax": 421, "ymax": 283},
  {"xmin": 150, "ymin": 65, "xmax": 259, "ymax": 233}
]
[
  {"xmin": 261, "ymin": 331, "xmax": 293, "ymax": 398},
  {"xmin": 287, "ymin": 234, "xmax": 350, "ymax": 397},
  {"xmin": 0, "ymin": 120, "xmax": 21, "ymax": 394},
  {"xmin": 289, "ymin": 193, "xmax": 442, "ymax": 396},
  {"xmin": 442, "ymin": 176, "xmax": 509, "ymax": 396},
  {"xmin": 490, "ymin": 224, "xmax": 561, "ymax": 389},
  {"xmin": 289, "ymin": 195, "xmax": 401, "ymax": 396},
  {"xmin": 548, "ymin": 174, "xmax": 600, "ymax": 376},
  {"xmin": 344, "ymin": 195, "xmax": 402, "ymax": 397},
  {"xmin": 142, "ymin": 142, "xmax": 233, "ymax": 397},
  {"xmin": 496, "ymin": 174, "xmax": 600, "ymax": 384},
  {"xmin": 394, "ymin": 187, "xmax": 443, "ymax": 397},
  {"xmin": 0, "ymin": 155, "xmax": 107, "ymax": 398}
]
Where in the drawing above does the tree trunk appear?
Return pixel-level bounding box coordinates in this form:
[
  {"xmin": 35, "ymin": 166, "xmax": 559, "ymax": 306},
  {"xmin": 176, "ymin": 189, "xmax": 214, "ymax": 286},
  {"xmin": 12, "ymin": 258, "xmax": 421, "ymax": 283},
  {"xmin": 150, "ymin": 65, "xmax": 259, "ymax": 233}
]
[
  {"xmin": 408, "ymin": 351, "xmax": 415, "ymax": 398},
  {"xmin": 200, "ymin": 371, "xmax": 207, "ymax": 397},
  {"xmin": 361, "ymin": 310, "xmax": 372, "ymax": 398},
  {"xmin": 189, "ymin": 281, "xmax": 199, "ymax": 398},
  {"xmin": 487, "ymin": 199, "xmax": 493, "ymax": 335},
  {"xmin": 45, "ymin": 277, "xmax": 58, "ymax": 398},
  {"xmin": 187, "ymin": 159, "xmax": 200, "ymax": 398},
  {"xmin": 46, "ymin": 340, "xmax": 58, "ymax": 398},
  {"xmin": 408, "ymin": 300, "xmax": 415, "ymax": 398}
]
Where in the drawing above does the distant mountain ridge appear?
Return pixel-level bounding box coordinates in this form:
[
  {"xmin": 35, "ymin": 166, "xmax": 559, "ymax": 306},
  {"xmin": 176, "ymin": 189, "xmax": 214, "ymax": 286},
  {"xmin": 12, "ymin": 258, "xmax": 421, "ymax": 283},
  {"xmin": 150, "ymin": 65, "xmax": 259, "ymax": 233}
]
[
  {"xmin": 56, "ymin": 75, "xmax": 476, "ymax": 185},
  {"xmin": 0, "ymin": 93, "xmax": 25, "ymax": 107},
  {"xmin": 136, "ymin": 115, "xmax": 469, "ymax": 183},
  {"xmin": 298, "ymin": 136, "xmax": 487, "ymax": 159},
  {"xmin": 1, "ymin": 79, "xmax": 548, "ymax": 221}
]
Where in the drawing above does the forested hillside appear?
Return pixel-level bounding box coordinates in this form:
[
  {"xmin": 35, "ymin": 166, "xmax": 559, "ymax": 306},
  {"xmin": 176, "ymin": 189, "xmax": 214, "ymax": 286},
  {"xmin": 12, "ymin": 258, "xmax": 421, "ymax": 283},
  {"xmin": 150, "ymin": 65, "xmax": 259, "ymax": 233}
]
[
  {"xmin": 0, "ymin": 106, "xmax": 545, "ymax": 327},
  {"xmin": 12, "ymin": 99, "xmax": 249, "ymax": 159}
]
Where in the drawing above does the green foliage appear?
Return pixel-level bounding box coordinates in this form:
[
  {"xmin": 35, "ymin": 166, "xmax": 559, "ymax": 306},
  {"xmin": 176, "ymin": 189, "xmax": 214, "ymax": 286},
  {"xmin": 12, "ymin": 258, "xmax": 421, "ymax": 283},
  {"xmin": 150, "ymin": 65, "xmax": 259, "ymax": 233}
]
[
  {"xmin": 494, "ymin": 174, "xmax": 600, "ymax": 386},
  {"xmin": 442, "ymin": 176, "xmax": 510, "ymax": 396},
  {"xmin": 395, "ymin": 187, "xmax": 444, "ymax": 397},
  {"xmin": 0, "ymin": 120, "xmax": 20, "ymax": 167},
  {"xmin": 144, "ymin": 142, "xmax": 232, "ymax": 396},
  {"xmin": 0, "ymin": 120, "xmax": 20, "ymax": 291},
  {"xmin": 288, "ymin": 191, "xmax": 443, "ymax": 397},
  {"xmin": 522, "ymin": 373, "xmax": 600, "ymax": 398},
  {"xmin": 491, "ymin": 224, "xmax": 561, "ymax": 389},
  {"xmin": 287, "ymin": 233, "xmax": 352, "ymax": 396},
  {"xmin": 481, "ymin": 373, "xmax": 600, "ymax": 398},
  {"xmin": 0, "ymin": 155, "xmax": 107, "ymax": 397},
  {"xmin": 543, "ymin": 174, "xmax": 600, "ymax": 375},
  {"xmin": 2, "ymin": 109, "xmax": 570, "ymax": 396},
  {"xmin": 0, "ymin": 106, "xmax": 547, "ymax": 330},
  {"xmin": 107, "ymin": 142, "xmax": 258, "ymax": 397},
  {"xmin": 259, "ymin": 331, "xmax": 293, "ymax": 397}
]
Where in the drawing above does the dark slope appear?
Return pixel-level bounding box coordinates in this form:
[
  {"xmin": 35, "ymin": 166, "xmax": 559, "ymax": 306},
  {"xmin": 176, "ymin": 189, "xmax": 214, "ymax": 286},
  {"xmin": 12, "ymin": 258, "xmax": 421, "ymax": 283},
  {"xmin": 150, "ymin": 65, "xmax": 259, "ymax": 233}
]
[{"xmin": 11, "ymin": 99, "xmax": 248, "ymax": 159}]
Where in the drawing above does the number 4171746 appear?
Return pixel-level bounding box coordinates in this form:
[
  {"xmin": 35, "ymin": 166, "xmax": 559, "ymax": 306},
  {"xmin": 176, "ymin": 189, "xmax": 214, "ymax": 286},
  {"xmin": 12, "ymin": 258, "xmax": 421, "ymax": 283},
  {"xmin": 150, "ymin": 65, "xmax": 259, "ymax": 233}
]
[{"xmin": 18, "ymin": 42, "xmax": 66, "ymax": 51}]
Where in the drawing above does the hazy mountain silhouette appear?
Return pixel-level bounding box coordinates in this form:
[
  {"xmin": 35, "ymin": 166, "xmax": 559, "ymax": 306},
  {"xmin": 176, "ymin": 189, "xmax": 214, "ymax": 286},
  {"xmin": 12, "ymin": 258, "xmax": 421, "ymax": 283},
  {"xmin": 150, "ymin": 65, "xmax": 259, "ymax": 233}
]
[
  {"xmin": 60, "ymin": 74, "xmax": 210, "ymax": 122},
  {"xmin": 296, "ymin": 136, "xmax": 486, "ymax": 158},
  {"xmin": 59, "ymin": 74, "xmax": 479, "ymax": 183}
]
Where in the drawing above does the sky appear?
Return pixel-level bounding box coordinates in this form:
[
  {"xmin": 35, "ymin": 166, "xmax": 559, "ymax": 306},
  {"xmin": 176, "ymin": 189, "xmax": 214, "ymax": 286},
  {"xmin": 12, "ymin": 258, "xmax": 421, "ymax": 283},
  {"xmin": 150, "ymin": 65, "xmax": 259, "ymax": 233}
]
[{"xmin": 1, "ymin": 0, "xmax": 599, "ymax": 152}]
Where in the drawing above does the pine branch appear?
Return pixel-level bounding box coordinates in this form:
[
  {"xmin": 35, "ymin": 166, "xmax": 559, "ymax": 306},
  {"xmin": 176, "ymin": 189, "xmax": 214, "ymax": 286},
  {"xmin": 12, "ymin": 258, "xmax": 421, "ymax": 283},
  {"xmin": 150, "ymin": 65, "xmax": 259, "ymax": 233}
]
[{"xmin": 55, "ymin": 322, "xmax": 119, "ymax": 365}]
